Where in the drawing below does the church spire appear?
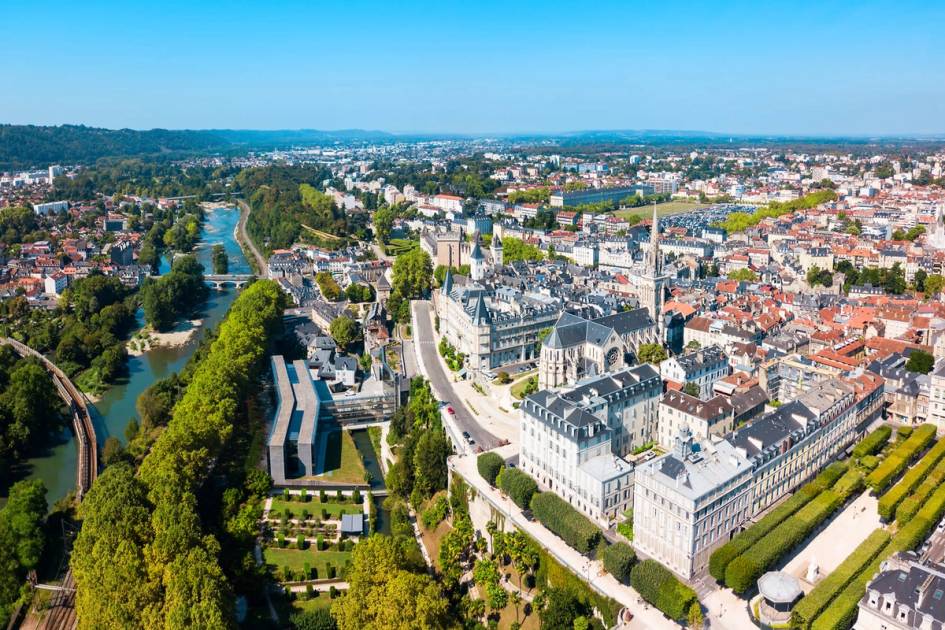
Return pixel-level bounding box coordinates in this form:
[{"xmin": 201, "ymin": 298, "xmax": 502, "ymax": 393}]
[{"xmin": 648, "ymin": 202, "xmax": 661, "ymax": 275}]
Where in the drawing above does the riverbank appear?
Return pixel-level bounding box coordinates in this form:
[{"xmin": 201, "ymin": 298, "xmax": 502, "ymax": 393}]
[{"xmin": 127, "ymin": 320, "xmax": 204, "ymax": 356}]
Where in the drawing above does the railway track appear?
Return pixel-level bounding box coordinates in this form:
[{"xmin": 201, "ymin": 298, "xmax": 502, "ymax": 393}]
[
  {"xmin": 2, "ymin": 338, "xmax": 98, "ymax": 630},
  {"xmin": 1, "ymin": 337, "xmax": 98, "ymax": 498}
]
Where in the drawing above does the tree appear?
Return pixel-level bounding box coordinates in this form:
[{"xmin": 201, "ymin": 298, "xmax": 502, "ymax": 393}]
[
  {"xmin": 906, "ymin": 350, "xmax": 935, "ymax": 375},
  {"xmin": 211, "ymin": 244, "xmax": 228, "ymax": 274},
  {"xmin": 926, "ymin": 274, "xmax": 945, "ymax": 297},
  {"xmin": 602, "ymin": 542, "xmax": 637, "ymax": 584},
  {"xmin": 477, "ymin": 452, "xmax": 505, "ymax": 486},
  {"xmin": 331, "ymin": 535, "xmax": 448, "ymax": 630},
  {"xmin": 915, "ymin": 269, "xmax": 929, "ymax": 293},
  {"xmin": 391, "ymin": 248, "xmax": 433, "ymax": 300},
  {"xmin": 727, "ymin": 268, "xmax": 758, "ymax": 282},
  {"xmin": 315, "ymin": 272, "xmax": 342, "ymax": 301},
  {"xmin": 638, "ymin": 343, "xmax": 668, "ymax": 365},
  {"xmin": 688, "ymin": 601, "xmax": 704, "ymax": 628},
  {"xmin": 682, "ymin": 382, "xmax": 701, "ymax": 398},
  {"xmin": 330, "ymin": 316, "xmax": 361, "ymax": 351},
  {"xmin": 102, "ymin": 436, "xmax": 124, "ymax": 466},
  {"xmin": 540, "ymin": 588, "xmax": 587, "ymax": 630}
]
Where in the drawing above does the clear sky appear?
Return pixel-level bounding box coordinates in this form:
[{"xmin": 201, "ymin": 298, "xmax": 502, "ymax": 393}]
[{"xmin": 2, "ymin": 0, "xmax": 943, "ymax": 135}]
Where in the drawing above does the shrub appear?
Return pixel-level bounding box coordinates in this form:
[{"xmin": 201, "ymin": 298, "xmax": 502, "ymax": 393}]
[
  {"xmin": 296, "ymin": 534, "xmax": 305, "ymax": 549},
  {"xmin": 630, "ymin": 560, "xmax": 699, "ymax": 621},
  {"xmin": 498, "ymin": 468, "xmax": 538, "ymax": 510},
  {"xmin": 316, "ymin": 534, "xmax": 325, "ymax": 551},
  {"xmin": 300, "ymin": 489, "xmax": 308, "ymax": 502},
  {"xmin": 327, "ymin": 564, "xmax": 336, "ymax": 579},
  {"xmin": 879, "ymin": 438, "xmax": 945, "ymax": 521},
  {"xmin": 725, "ymin": 491, "xmax": 842, "ymax": 593},
  {"xmin": 709, "ymin": 463, "xmax": 846, "ymax": 582},
  {"xmin": 352, "ymin": 489, "xmax": 361, "ymax": 504},
  {"xmin": 898, "ymin": 425, "xmax": 914, "ymax": 439},
  {"xmin": 477, "ymin": 452, "xmax": 505, "ymax": 487},
  {"xmin": 277, "ymin": 533, "xmax": 286, "ymax": 548},
  {"xmin": 421, "ymin": 494, "xmax": 450, "ymax": 530},
  {"xmin": 866, "ymin": 424, "xmax": 936, "ymax": 493},
  {"xmin": 852, "ymin": 425, "xmax": 891, "ymax": 459},
  {"xmin": 891, "ymin": 482, "xmax": 945, "ymax": 552},
  {"xmin": 860, "ymin": 455, "xmax": 879, "ymax": 470},
  {"xmin": 602, "ymin": 543, "xmax": 636, "ymax": 584},
  {"xmin": 834, "ymin": 469, "xmax": 864, "ymax": 500},
  {"xmin": 530, "ymin": 493, "xmax": 601, "ymax": 554},
  {"xmin": 319, "ymin": 489, "xmax": 327, "ymax": 502},
  {"xmin": 791, "ymin": 529, "xmax": 890, "ymax": 629}
]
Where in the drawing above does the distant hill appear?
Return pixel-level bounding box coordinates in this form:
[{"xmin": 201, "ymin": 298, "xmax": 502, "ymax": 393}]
[
  {"xmin": 0, "ymin": 124, "xmax": 232, "ymax": 170},
  {"xmin": 0, "ymin": 124, "xmax": 397, "ymax": 170}
]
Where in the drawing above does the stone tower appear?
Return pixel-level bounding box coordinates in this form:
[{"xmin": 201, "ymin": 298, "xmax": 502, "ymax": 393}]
[{"xmin": 491, "ymin": 232, "xmax": 503, "ymax": 267}]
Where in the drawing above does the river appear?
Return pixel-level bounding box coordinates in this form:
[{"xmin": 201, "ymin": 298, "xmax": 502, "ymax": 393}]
[{"xmin": 21, "ymin": 207, "xmax": 251, "ymax": 506}]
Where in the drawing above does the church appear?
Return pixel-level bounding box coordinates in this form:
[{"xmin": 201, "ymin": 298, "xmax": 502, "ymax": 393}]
[{"xmin": 538, "ymin": 205, "xmax": 667, "ymax": 389}]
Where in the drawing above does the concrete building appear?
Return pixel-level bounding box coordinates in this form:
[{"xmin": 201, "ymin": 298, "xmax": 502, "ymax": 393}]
[
  {"xmin": 268, "ymin": 356, "xmax": 319, "ymax": 484},
  {"xmin": 33, "ymin": 200, "xmax": 69, "ymax": 215},
  {"xmin": 633, "ymin": 429, "xmax": 752, "ymax": 579},
  {"xmin": 550, "ymin": 185, "xmax": 653, "ymax": 208}
]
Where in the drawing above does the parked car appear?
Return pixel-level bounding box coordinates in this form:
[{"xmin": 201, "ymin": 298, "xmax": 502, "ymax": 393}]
[
  {"xmin": 462, "ymin": 431, "xmax": 471, "ymax": 440},
  {"xmin": 446, "ymin": 406, "xmax": 455, "ymax": 415}
]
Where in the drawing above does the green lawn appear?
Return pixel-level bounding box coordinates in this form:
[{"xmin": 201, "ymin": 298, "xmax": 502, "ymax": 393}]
[
  {"xmin": 269, "ymin": 497, "xmax": 363, "ymax": 520},
  {"xmin": 313, "ymin": 430, "xmax": 367, "ymax": 484},
  {"xmin": 511, "ymin": 375, "xmax": 538, "ymax": 400},
  {"xmin": 368, "ymin": 426, "xmax": 382, "ymax": 457},
  {"xmin": 263, "ymin": 546, "xmax": 353, "ymax": 579},
  {"xmin": 613, "ymin": 200, "xmax": 703, "ymax": 220}
]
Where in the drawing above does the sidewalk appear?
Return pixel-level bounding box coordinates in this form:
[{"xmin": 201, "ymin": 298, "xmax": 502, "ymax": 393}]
[{"xmin": 451, "ymin": 452, "xmax": 681, "ymax": 630}]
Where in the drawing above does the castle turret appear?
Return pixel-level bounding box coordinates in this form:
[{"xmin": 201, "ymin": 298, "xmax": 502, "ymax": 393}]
[{"xmin": 470, "ymin": 234, "xmax": 485, "ymax": 281}]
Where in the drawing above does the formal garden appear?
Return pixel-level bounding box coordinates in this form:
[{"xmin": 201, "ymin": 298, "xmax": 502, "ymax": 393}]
[{"xmin": 261, "ymin": 488, "xmax": 370, "ymax": 584}]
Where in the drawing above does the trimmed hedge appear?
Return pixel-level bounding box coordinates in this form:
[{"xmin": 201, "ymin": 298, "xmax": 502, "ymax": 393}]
[
  {"xmin": 725, "ymin": 491, "xmax": 842, "ymax": 593},
  {"xmin": 891, "ymin": 480, "xmax": 945, "ymax": 553},
  {"xmin": 865, "ymin": 424, "xmax": 936, "ymax": 493},
  {"xmin": 630, "ymin": 559, "xmax": 699, "ymax": 621},
  {"xmin": 477, "ymin": 452, "xmax": 505, "ymax": 487},
  {"xmin": 709, "ymin": 462, "xmax": 847, "ymax": 582},
  {"xmin": 810, "ymin": 552, "xmax": 888, "ymax": 630},
  {"xmin": 834, "ymin": 468, "xmax": 864, "ymax": 501},
  {"xmin": 790, "ymin": 529, "xmax": 890, "ymax": 629},
  {"xmin": 896, "ymin": 457, "xmax": 945, "ymax": 523},
  {"xmin": 860, "ymin": 455, "xmax": 879, "ymax": 471},
  {"xmin": 530, "ymin": 492, "xmax": 602, "ymax": 554},
  {"xmin": 878, "ymin": 437, "xmax": 945, "ymax": 521},
  {"xmin": 602, "ymin": 542, "xmax": 637, "ymax": 584},
  {"xmin": 852, "ymin": 425, "xmax": 891, "ymax": 459},
  {"xmin": 497, "ymin": 467, "xmax": 538, "ymax": 510}
]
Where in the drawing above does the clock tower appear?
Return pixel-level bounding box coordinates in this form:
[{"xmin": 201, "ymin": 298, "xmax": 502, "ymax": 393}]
[{"xmin": 641, "ymin": 204, "xmax": 668, "ymax": 339}]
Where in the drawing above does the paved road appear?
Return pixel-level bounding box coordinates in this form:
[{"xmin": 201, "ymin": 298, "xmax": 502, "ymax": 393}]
[
  {"xmin": 411, "ymin": 300, "xmax": 501, "ymax": 450},
  {"xmin": 236, "ymin": 199, "xmax": 269, "ymax": 277}
]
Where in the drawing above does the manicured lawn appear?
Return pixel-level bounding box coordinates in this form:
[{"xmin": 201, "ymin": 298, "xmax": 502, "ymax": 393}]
[
  {"xmin": 497, "ymin": 600, "xmax": 540, "ymax": 630},
  {"xmin": 263, "ymin": 546, "xmax": 353, "ymax": 578},
  {"xmin": 291, "ymin": 595, "xmax": 335, "ymax": 614},
  {"xmin": 613, "ymin": 200, "xmax": 703, "ymax": 220},
  {"xmin": 314, "ymin": 430, "xmax": 367, "ymax": 484},
  {"xmin": 269, "ymin": 497, "xmax": 363, "ymax": 520}
]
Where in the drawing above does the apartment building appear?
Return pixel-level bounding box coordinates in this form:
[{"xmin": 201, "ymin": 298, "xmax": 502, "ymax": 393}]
[
  {"xmin": 633, "ymin": 429, "xmax": 752, "ymax": 579},
  {"xmin": 658, "ymin": 390, "xmax": 734, "ymax": 448},
  {"xmin": 661, "ymin": 345, "xmax": 730, "ymax": 400},
  {"xmin": 856, "ymin": 553, "xmax": 945, "ymax": 630},
  {"xmin": 730, "ymin": 379, "xmax": 857, "ymax": 515},
  {"xmin": 519, "ymin": 365, "xmax": 661, "ymax": 524}
]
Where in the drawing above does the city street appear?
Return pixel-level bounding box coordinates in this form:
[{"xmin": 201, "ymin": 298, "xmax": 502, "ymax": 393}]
[{"xmin": 411, "ymin": 300, "xmax": 501, "ymax": 450}]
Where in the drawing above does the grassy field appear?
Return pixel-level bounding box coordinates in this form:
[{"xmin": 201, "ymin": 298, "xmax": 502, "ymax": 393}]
[
  {"xmin": 312, "ymin": 430, "xmax": 367, "ymax": 484},
  {"xmin": 613, "ymin": 200, "xmax": 703, "ymax": 220},
  {"xmin": 269, "ymin": 497, "xmax": 363, "ymax": 520},
  {"xmin": 301, "ymin": 224, "xmax": 342, "ymax": 241},
  {"xmin": 263, "ymin": 546, "xmax": 352, "ymax": 577}
]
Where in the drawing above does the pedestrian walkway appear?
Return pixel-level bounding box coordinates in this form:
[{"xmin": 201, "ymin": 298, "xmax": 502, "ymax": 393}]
[{"xmin": 451, "ymin": 452, "xmax": 681, "ymax": 629}]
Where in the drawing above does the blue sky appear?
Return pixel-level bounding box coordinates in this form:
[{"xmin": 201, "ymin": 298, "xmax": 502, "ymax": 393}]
[{"xmin": 1, "ymin": 0, "xmax": 943, "ymax": 135}]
